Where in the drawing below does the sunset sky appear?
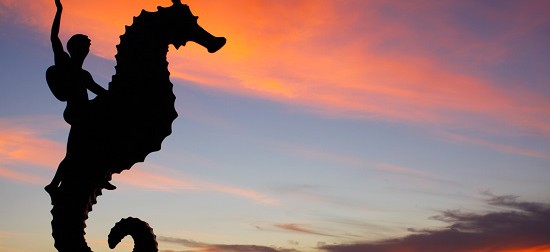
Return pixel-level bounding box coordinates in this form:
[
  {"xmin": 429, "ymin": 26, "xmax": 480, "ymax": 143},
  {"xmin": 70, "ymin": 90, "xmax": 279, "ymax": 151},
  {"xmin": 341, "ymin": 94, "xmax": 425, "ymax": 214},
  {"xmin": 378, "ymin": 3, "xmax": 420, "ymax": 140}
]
[{"xmin": 1, "ymin": 0, "xmax": 550, "ymax": 251}]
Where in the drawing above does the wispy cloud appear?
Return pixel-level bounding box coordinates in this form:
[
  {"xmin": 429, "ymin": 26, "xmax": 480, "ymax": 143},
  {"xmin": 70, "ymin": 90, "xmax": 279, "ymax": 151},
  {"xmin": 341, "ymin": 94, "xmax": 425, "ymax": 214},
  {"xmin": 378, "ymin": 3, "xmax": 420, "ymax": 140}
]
[
  {"xmin": 276, "ymin": 142, "xmax": 449, "ymax": 183},
  {"xmin": 0, "ymin": 116, "xmax": 65, "ymax": 169},
  {"xmin": 180, "ymin": 0, "xmax": 550, "ymax": 138},
  {"xmin": 0, "ymin": 116, "xmax": 65, "ymax": 185},
  {"xmin": 114, "ymin": 168, "xmax": 196, "ymax": 191},
  {"xmin": 320, "ymin": 194, "xmax": 550, "ymax": 252},
  {"xmin": 0, "ymin": 166, "xmax": 46, "ymax": 185},
  {"xmin": 205, "ymin": 183, "xmax": 279, "ymax": 205},
  {"xmin": 445, "ymin": 133, "xmax": 550, "ymax": 159},
  {"xmin": 113, "ymin": 164, "xmax": 279, "ymax": 205},
  {"xmin": 4, "ymin": 0, "xmax": 549, "ymax": 140},
  {"xmin": 373, "ymin": 163, "xmax": 435, "ymax": 178},
  {"xmin": 274, "ymin": 223, "xmax": 336, "ymax": 237},
  {"xmin": 0, "ymin": 115, "xmax": 278, "ymax": 205},
  {"xmin": 157, "ymin": 193, "xmax": 550, "ymax": 252},
  {"xmin": 159, "ymin": 236, "xmax": 299, "ymax": 252}
]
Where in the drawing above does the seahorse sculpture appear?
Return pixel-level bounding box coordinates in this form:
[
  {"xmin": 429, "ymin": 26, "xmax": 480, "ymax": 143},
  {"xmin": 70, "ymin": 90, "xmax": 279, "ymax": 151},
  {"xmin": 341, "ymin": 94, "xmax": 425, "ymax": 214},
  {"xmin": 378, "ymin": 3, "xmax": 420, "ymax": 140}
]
[{"xmin": 46, "ymin": 1, "xmax": 226, "ymax": 251}]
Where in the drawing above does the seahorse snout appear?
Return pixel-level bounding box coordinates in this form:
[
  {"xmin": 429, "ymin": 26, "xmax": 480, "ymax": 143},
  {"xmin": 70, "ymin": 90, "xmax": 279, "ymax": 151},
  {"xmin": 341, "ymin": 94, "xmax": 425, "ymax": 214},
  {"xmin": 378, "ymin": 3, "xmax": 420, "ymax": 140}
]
[{"xmin": 207, "ymin": 37, "xmax": 227, "ymax": 53}]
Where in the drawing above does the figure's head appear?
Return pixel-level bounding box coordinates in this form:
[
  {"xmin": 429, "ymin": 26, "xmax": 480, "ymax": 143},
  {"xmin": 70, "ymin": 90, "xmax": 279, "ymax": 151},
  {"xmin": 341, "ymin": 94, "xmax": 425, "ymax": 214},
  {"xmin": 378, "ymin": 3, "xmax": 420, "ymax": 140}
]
[
  {"xmin": 67, "ymin": 34, "xmax": 91, "ymax": 59},
  {"xmin": 160, "ymin": 0, "xmax": 226, "ymax": 53}
]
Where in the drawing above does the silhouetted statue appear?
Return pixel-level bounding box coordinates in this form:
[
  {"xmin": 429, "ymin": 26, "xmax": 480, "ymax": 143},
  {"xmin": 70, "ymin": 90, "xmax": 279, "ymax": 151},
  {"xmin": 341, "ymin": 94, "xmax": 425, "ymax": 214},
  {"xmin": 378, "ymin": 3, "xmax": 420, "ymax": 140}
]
[
  {"xmin": 44, "ymin": 0, "xmax": 226, "ymax": 251},
  {"xmin": 45, "ymin": 0, "xmax": 115, "ymax": 195}
]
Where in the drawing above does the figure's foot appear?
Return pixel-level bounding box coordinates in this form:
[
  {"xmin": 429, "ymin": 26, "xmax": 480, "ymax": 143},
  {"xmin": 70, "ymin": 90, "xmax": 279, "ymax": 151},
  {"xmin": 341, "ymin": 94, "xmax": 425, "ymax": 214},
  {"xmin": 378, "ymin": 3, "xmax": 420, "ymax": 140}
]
[
  {"xmin": 44, "ymin": 184, "xmax": 60, "ymax": 205},
  {"xmin": 102, "ymin": 181, "xmax": 117, "ymax": 190}
]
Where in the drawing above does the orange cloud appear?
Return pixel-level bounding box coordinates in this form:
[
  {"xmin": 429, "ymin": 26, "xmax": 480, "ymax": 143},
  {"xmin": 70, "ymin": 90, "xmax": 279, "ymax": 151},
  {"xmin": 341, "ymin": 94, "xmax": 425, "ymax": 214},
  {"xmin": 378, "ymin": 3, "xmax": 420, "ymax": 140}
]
[
  {"xmin": 0, "ymin": 117, "xmax": 64, "ymax": 170},
  {"xmin": 178, "ymin": 0, "xmax": 550, "ymax": 138},
  {"xmin": 498, "ymin": 245, "xmax": 550, "ymax": 252},
  {"xmin": 4, "ymin": 1, "xmax": 550, "ymax": 142},
  {"xmin": 0, "ymin": 116, "xmax": 65, "ymax": 185},
  {"xmin": 0, "ymin": 128, "xmax": 64, "ymax": 169},
  {"xmin": 0, "ymin": 166, "xmax": 46, "ymax": 185},
  {"xmin": 0, "ymin": 115, "xmax": 277, "ymax": 204}
]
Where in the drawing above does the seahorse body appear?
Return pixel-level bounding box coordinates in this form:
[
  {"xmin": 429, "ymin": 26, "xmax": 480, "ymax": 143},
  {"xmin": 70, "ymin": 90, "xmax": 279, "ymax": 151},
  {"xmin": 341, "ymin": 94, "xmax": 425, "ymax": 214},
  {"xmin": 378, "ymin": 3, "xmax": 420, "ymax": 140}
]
[{"xmin": 48, "ymin": 1, "xmax": 225, "ymax": 251}]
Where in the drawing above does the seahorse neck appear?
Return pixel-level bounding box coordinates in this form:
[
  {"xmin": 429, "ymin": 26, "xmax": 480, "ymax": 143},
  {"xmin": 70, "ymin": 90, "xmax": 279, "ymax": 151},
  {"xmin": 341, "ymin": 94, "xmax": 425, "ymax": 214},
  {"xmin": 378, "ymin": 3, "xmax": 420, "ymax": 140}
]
[{"xmin": 109, "ymin": 11, "xmax": 171, "ymax": 91}]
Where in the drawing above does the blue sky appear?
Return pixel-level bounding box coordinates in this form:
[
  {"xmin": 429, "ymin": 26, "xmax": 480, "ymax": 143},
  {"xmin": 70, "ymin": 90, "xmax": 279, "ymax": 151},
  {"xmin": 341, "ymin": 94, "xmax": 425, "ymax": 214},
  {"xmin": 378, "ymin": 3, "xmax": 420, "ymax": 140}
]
[{"xmin": 1, "ymin": 1, "xmax": 550, "ymax": 251}]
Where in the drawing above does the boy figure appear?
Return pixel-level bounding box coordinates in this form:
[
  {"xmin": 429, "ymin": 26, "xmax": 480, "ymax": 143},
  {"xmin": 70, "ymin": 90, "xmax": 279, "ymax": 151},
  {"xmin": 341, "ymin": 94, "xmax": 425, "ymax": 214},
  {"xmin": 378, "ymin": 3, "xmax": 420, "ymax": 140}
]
[{"xmin": 45, "ymin": 0, "xmax": 116, "ymax": 195}]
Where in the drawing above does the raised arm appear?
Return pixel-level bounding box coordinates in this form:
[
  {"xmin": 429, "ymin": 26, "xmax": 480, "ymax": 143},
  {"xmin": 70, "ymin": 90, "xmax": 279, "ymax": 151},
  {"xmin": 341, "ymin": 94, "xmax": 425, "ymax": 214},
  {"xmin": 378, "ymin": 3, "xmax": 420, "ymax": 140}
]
[{"xmin": 51, "ymin": 0, "xmax": 65, "ymax": 62}]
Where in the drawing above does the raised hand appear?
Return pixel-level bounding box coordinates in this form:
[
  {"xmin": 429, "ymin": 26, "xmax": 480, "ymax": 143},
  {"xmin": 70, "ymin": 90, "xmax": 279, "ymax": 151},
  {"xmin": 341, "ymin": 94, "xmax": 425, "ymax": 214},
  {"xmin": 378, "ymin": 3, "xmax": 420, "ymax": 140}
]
[
  {"xmin": 51, "ymin": 0, "xmax": 64, "ymax": 59},
  {"xmin": 55, "ymin": 0, "xmax": 62, "ymax": 10}
]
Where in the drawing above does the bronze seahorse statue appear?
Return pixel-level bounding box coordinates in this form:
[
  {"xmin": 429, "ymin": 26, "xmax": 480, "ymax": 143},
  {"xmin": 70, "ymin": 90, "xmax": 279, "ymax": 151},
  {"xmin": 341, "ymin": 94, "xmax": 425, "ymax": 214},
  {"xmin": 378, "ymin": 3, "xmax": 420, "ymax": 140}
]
[{"xmin": 46, "ymin": 1, "xmax": 226, "ymax": 251}]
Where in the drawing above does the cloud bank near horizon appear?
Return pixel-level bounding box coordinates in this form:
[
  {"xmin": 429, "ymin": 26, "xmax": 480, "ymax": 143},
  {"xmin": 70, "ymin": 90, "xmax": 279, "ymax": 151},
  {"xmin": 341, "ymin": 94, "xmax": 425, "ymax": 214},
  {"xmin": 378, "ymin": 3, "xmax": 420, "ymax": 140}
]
[
  {"xmin": 159, "ymin": 236, "xmax": 299, "ymax": 252},
  {"xmin": 321, "ymin": 193, "xmax": 550, "ymax": 252},
  {"xmin": 154, "ymin": 194, "xmax": 550, "ymax": 252}
]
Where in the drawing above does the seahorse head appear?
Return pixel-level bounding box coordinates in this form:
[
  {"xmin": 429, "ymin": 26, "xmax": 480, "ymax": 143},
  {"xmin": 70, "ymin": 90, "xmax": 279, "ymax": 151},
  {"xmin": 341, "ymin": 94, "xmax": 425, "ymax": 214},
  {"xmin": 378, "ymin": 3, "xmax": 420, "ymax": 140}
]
[{"xmin": 158, "ymin": 0, "xmax": 226, "ymax": 52}]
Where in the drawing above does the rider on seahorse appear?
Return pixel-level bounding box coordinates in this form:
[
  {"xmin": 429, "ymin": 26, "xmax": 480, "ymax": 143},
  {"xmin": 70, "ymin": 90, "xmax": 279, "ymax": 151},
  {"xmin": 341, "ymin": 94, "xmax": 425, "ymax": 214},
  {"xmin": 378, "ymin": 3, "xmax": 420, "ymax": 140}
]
[{"xmin": 45, "ymin": 0, "xmax": 116, "ymax": 195}]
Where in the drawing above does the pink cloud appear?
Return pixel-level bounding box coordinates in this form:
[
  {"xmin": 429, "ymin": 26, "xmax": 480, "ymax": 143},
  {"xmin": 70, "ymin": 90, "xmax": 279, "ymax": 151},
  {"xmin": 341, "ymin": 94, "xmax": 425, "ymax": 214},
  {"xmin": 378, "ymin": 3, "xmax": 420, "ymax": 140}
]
[
  {"xmin": 206, "ymin": 183, "xmax": 279, "ymax": 205},
  {"xmin": 275, "ymin": 223, "xmax": 335, "ymax": 237},
  {"xmin": 374, "ymin": 163, "xmax": 435, "ymax": 178},
  {"xmin": 6, "ymin": 0, "xmax": 548, "ymax": 135},
  {"xmin": 0, "ymin": 166, "xmax": 46, "ymax": 185},
  {"xmin": 278, "ymin": 142, "xmax": 441, "ymax": 179},
  {"xmin": 0, "ymin": 117, "xmax": 65, "ymax": 170},
  {"xmin": 113, "ymin": 169, "xmax": 197, "ymax": 191},
  {"xmin": 113, "ymin": 164, "xmax": 279, "ymax": 205},
  {"xmin": 0, "ymin": 116, "xmax": 66, "ymax": 186},
  {"xmin": 175, "ymin": 1, "xmax": 550, "ymax": 138},
  {"xmin": 0, "ymin": 115, "xmax": 278, "ymax": 205},
  {"xmin": 0, "ymin": 129, "xmax": 63, "ymax": 169},
  {"xmin": 4, "ymin": 1, "xmax": 549, "ymax": 154},
  {"xmin": 446, "ymin": 133, "xmax": 550, "ymax": 159}
]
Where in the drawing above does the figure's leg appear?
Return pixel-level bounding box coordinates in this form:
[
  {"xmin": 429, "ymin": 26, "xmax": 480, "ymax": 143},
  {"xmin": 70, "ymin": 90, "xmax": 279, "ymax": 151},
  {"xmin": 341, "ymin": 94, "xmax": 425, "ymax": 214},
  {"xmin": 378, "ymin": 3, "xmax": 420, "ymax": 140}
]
[
  {"xmin": 93, "ymin": 169, "xmax": 116, "ymax": 190},
  {"xmin": 45, "ymin": 158, "xmax": 68, "ymax": 193}
]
